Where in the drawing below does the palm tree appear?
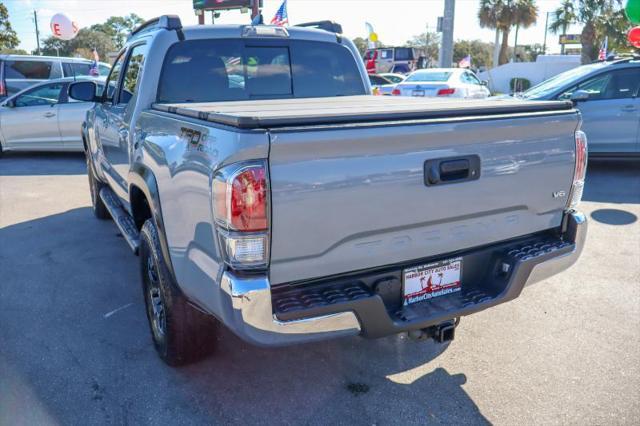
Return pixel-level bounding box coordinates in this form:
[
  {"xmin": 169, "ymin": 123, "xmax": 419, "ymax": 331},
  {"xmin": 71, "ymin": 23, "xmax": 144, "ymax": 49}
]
[
  {"xmin": 549, "ymin": 0, "xmax": 577, "ymax": 54},
  {"xmin": 512, "ymin": 0, "xmax": 539, "ymax": 60},
  {"xmin": 478, "ymin": 0, "xmax": 538, "ymax": 66},
  {"xmin": 549, "ymin": 0, "xmax": 622, "ymax": 64}
]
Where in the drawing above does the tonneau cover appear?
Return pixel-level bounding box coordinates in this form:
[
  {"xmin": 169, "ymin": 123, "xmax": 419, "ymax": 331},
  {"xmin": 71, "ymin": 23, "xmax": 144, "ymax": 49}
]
[{"xmin": 151, "ymin": 96, "xmax": 574, "ymax": 129}]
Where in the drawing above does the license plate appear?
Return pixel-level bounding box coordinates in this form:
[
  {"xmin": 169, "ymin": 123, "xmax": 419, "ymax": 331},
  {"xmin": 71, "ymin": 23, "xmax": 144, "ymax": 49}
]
[
  {"xmin": 412, "ymin": 89, "xmax": 425, "ymax": 97},
  {"xmin": 402, "ymin": 257, "xmax": 462, "ymax": 306}
]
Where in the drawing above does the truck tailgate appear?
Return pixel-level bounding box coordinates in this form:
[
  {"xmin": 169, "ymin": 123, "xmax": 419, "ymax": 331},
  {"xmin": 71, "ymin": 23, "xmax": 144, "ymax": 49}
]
[{"xmin": 267, "ymin": 109, "xmax": 579, "ymax": 285}]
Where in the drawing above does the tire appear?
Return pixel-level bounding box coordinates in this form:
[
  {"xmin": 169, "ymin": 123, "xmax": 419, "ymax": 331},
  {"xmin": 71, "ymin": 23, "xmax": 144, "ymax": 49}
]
[
  {"xmin": 139, "ymin": 219, "xmax": 217, "ymax": 366},
  {"xmin": 85, "ymin": 151, "xmax": 110, "ymax": 220}
]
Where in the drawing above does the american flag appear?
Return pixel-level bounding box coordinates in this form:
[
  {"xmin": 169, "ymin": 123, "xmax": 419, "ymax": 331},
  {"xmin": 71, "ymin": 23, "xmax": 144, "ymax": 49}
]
[
  {"xmin": 598, "ymin": 36, "xmax": 608, "ymax": 61},
  {"xmin": 89, "ymin": 48, "xmax": 100, "ymax": 76},
  {"xmin": 458, "ymin": 55, "xmax": 471, "ymax": 68},
  {"xmin": 270, "ymin": 0, "xmax": 288, "ymax": 26}
]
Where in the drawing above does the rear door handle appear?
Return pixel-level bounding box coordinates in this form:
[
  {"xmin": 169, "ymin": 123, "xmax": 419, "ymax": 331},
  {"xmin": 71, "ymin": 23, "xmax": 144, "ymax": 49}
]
[{"xmin": 43, "ymin": 112, "xmax": 56, "ymax": 118}]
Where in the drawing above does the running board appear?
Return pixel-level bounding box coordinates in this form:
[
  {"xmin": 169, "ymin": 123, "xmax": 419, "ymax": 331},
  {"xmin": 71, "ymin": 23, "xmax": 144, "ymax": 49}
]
[{"xmin": 99, "ymin": 187, "xmax": 140, "ymax": 254}]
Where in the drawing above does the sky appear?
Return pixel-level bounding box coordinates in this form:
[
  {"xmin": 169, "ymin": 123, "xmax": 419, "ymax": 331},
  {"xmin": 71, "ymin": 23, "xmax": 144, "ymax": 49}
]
[{"xmin": 4, "ymin": 0, "xmax": 587, "ymax": 55}]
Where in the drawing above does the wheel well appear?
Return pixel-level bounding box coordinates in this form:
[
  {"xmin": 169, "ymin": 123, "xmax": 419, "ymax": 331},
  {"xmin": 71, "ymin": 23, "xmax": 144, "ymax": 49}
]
[{"xmin": 130, "ymin": 185, "xmax": 152, "ymax": 230}]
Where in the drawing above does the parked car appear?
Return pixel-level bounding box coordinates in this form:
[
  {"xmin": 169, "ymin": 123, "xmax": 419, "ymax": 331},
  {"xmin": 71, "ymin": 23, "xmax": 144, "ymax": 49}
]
[
  {"xmin": 379, "ymin": 73, "xmax": 406, "ymax": 84},
  {"xmin": 365, "ymin": 47, "xmax": 417, "ymax": 74},
  {"xmin": 369, "ymin": 74, "xmax": 395, "ymax": 95},
  {"xmin": 518, "ymin": 57, "xmax": 640, "ymax": 156},
  {"xmin": 0, "ymin": 54, "xmax": 110, "ymax": 99},
  {"xmin": 392, "ymin": 68, "xmax": 491, "ymax": 99},
  {"xmin": 0, "ymin": 77, "xmax": 104, "ymax": 155},
  {"xmin": 70, "ymin": 16, "xmax": 586, "ymax": 366}
]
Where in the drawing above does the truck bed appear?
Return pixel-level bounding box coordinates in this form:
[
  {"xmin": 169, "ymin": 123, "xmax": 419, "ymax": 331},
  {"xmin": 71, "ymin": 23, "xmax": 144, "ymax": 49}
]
[{"xmin": 151, "ymin": 96, "xmax": 574, "ymax": 129}]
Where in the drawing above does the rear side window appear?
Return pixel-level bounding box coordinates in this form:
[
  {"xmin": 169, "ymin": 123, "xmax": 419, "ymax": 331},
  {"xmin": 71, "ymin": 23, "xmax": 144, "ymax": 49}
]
[
  {"xmin": 68, "ymin": 62, "xmax": 93, "ymax": 77},
  {"xmin": 157, "ymin": 39, "xmax": 365, "ymax": 103},
  {"xmin": 4, "ymin": 60, "xmax": 60, "ymax": 79}
]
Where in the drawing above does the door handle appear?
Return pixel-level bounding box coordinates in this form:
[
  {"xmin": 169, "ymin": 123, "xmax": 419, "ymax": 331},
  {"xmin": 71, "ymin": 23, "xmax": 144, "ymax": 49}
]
[
  {"xmin": 119, "ymin": 129, "xmax": 129, "ymax": 143},
  {"xmin": 621, "ymin": 105, "xmax": 637, "ymax": 112},
  {"xmin": 424, "ymin": 155, "xmax": 481, "ymax": 186},
  {"xmin": 43, "ymin": 112, "xmax": 56, "ymax": 118}
]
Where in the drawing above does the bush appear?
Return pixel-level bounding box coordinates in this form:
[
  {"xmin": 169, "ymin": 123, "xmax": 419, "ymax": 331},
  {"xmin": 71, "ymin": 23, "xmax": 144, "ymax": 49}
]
[{"xmin": 510, "ymin": 77, "xmax": 531, "ymax": 93}]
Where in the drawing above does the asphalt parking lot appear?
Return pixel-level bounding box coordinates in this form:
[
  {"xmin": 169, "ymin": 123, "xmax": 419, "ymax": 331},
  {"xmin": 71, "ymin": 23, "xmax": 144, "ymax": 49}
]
[{"xmin": 0, "ymin": 153, "xmax": 638, "ymax": 425}]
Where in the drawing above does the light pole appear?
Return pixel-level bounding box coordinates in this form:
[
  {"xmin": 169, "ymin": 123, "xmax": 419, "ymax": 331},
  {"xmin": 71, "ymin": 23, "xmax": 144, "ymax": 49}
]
[
  {"xmin": 438, "ymin": 0, "xmax": 455, "ymax": 68},
  {"xmin": 543, "ymin": 11, "xmax": 551, "ymax": 54}
]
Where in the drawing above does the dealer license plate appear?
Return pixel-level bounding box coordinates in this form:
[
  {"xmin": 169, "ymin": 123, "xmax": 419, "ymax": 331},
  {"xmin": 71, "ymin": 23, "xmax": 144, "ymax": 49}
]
[
  {"xmin": 412, "ymin": 89, "xmax": 426, "ymax": 97},
  {"xmin": 402, "ymin": 257, "xmax": 462, "ymax": 306}
]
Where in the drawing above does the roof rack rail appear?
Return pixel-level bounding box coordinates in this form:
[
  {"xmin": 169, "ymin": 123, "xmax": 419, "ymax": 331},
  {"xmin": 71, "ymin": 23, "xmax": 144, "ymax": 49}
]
[
  {"xmin": 295, "ymin": 20, "xmax": 343, "ymax": 34},
  {"xmin": 129, "ymin": 15, "xmax": 182, "ymax": 39}
]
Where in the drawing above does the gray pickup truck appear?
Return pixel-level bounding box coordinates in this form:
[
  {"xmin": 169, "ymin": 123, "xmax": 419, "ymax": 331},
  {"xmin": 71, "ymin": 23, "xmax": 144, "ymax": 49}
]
[{"xmin": 69, "ymin": 16, "xmax": 588, "ymax": 366}]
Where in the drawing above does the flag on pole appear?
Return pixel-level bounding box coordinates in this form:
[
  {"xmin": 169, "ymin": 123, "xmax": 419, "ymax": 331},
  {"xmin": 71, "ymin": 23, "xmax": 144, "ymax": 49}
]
[
  {"xmin": 458, "ymin": 55, "xmax": 471, "ymax": 68},
  {"xmin": 598, "ymin": 36, "xmax": 608, "ymax": 61},
  {"xmin": 89, "ymin": 48, "xmax": 100, "ymax": 76},
  {"xmin": 270, "ymin": 0, "xmax": 289, "ymax": 26}
]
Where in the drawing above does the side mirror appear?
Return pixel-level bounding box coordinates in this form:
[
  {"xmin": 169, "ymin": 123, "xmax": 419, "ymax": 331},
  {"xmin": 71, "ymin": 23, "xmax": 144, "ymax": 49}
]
[
  {"xmin": 480, "ymin": 80, "xmax": 489, "ymax": 87},
  {"xmin": 2, "ymin": 99, "xmax": 15, "ymax": 108},
  {"xmin": 570, "ymin": 90, "xmax": 590, "ymax": 102},
  {"xmin": 68, "ymin": 81, "xmax": 99, "ymax": 102}
]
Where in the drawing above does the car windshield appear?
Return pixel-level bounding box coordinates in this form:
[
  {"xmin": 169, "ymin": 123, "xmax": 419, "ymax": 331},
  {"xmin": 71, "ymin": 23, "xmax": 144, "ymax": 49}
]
[
  {"xmin": 521, "ymin": 64, "xmax": 604, "ymax": 99},
  {"xmin": 157, "ymin": 39, "xmax": 366, "ymax": 103},
  {"xmin": 405, "ymin": 71, "xmax": 452, "ymax": 82}
]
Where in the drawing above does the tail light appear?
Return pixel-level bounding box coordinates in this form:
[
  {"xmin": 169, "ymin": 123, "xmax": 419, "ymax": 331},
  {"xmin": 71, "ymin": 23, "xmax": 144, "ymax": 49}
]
[
  {"xmin": 212, "ymin": 161, "xmax": 269, "ymax": 270},
  {"xmin": 392, "ymin": 88, "xmax": 401, "ymax": 96},
  {"xmin": 437, "ymin": 88, "xmax": 456, "ymax": 96},
  {"xmin": 0, "ymin": 81, "xmax": 5, "ymax": 97},
  {"xmin": 567, "ymin": 130, "xmax": 588, "ymax": 211}
]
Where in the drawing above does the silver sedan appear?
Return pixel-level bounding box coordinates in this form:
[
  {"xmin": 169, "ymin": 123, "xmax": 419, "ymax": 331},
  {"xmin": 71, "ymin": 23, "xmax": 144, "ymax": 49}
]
[{"xmin": 0, "ymin": 77, "xmax": 103, "ymax": 154}]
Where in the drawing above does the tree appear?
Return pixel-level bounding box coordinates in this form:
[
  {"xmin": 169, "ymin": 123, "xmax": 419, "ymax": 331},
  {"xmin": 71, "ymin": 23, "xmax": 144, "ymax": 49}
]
[
  {"xmin": 478, "ymin": 0, "xmax": 538, "ymax": 65},
  {"xmin": 405, "ymin": 32, "xmax": 440, "ymax": 66},
  {"xmin": 453, "ymin": 40, "xmax": 495, "ymax": 69},
  {"xmin": 549, "ymin": 0, "xmax": 577, "ymax": 54},
  {"xmin": 352, "ymin": 37, "xmax": 369, "ymax": 57},
  {"xmin": 521, "ymin": 43, "xmax": 545, "ymax": 61},
  {"xmin": 549, "ymin": 1, "xmax": 625, "ymax": 64},
  {"xmin": 90, "ymin": 14, "xmax": 144, "ymax": 50},
  {"xmin": 0, "ymin": 2, "xmax": 20, "ymax": 51},
  {"xmin": 41, "ymin": 28, "xmax": 115, "ymax": 59}
]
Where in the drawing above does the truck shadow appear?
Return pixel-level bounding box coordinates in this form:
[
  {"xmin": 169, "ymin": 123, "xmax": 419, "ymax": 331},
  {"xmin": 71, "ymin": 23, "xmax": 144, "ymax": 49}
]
[
  {"xmin": 0, "ymin": 152, "xmax": 86, "ymax": 176},
  {"xmin": 583, "ymin": 159, "xmax": 640, "ymax": 205},
  {"xmin": 0, "ymin": 207, "xmax": 488, "ymax": 425}
]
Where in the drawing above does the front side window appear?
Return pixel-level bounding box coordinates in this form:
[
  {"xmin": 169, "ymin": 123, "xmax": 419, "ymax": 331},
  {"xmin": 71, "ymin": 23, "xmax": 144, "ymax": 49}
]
[
  {"xmin": 14, "ymin": 83, "xmax": 63, "ymax": 107},
  {"xmin": 104, "ymin": 52, "xmax": 125, "ymax": 100},
  {"xmin": 466, "ymin": 73, "xmax": 481, "ymax": 85},
  {"xmin": 157, "ymin": 39, "xmax": 365, "ymax": 103},
  {"xmin": 119, "ymin": 44, "xmax": 148, "ymax": 105},
  {"xmin": 99, "ymin": 64, "xmax": 111, "ymax": 76},
  {"xmin": 558, "ymin": 69, "xmax": 640, "ymax": 101},
  {"xmin": 5, "ymin": 60, "xmax": 59, "ymax": 79}
]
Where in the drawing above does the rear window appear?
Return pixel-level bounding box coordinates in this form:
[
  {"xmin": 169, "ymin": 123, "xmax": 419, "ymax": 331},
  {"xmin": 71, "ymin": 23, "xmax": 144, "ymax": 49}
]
[
  {"xmin": 157, "ymin": 39, "xmax": 365, "ymax": 103},
  {"xmin": 406, "ymin": 71, "xmax": 452, "ymax": 82},
  {"xmin": 394, "ymin": 48, "xmax": 413, "ymax": 61},
  {"xmin": 4, "ymin": 60, "xmax": 59, "ymax": 79}
]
